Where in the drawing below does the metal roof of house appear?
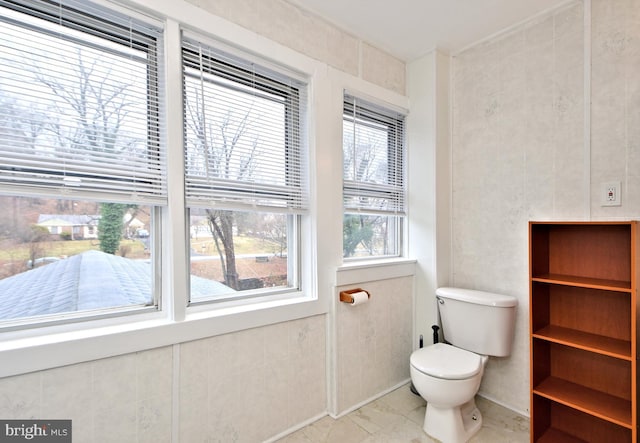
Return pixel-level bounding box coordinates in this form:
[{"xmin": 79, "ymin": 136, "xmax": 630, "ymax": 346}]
[{"xmin": 0, "ymin": 250, "xmax": 231, "ymax": 320}]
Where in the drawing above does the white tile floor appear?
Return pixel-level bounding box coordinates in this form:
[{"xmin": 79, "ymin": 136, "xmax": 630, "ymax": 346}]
[{"xmin": 277, "ymin": 384, "xmax": 529, "ymax": 443}]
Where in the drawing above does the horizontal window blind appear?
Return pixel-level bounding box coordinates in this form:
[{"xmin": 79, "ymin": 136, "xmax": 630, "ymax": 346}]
[
  {"xmin": 182, "ymin": 34, "xmax": 307, "ymax": 213},
  {"xmin": 0, "ymin": 0, "xmax": 166, "ymax": 204},
  {"xmin": 343, "ymin": 94, "xmax": 405, "ymax": 215}
]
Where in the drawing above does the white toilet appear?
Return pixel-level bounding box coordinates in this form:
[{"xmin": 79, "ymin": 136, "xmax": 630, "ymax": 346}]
[{"xmin": 409, "ymin": 287, "xmax": 518, "ymax": 443}]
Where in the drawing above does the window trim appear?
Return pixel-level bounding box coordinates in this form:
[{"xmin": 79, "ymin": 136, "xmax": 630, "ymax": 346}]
[
  {"xmin": 0, "ymin": 0, "xmax": 167, "ymax": 329},
  {"xmin": 342, "ymin": 93, "xmax": 407, "ymax": 260},
  {"xmin": 181, "ymin": 30, "xmax": 308, "ymax": 305}
]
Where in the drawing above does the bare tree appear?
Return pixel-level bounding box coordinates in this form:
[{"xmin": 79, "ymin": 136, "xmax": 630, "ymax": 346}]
[
  {"xmin": 31, "ymin": 49, "xmax": 143, "ymax": 255},
  {"xmin": 34, "ymin": 49, "xmax": 139, "ymax": 161},
  {"xmin": 185, "ymin": 87, "xmax": 261, "ymax": 290},
  {"xmin": 257, "ymin": 213, "xmax": 287, "ymax": 257},
  {"xmin": 0, "ymin": 91, "xmax": 47, "ymax": 156},
  {"xmin": 0, "ymin": 93, "xmax": 50, "ymax": 269}
]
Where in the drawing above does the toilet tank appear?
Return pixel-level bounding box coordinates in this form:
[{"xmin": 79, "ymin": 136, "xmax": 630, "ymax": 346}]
[{"xmin": 436, "ymin": 287, "xmax": 518, "ymax": 357}]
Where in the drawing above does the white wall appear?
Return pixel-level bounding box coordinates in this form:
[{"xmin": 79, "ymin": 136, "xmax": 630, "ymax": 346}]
[
  {"xmin": 332, "ymin": 263, "xmax": 416, "ymax": 416},
  {"xmin": 183, "ymin": 0, "xmax": 406, "ymax": 95},
  {"xmin": 0, "ymin": 318, "xmax": 326, "ymax": 442},
  {"xmin": 407, "ymin": 51, "xmax": 452, "ymax": 348},
  {"xmin": 178, "ymin": 316, "xmax": 327, "ymax": 441},
  {"xmin": 448, "ymin": 0, "xmax": 640, "ymax": 414}
]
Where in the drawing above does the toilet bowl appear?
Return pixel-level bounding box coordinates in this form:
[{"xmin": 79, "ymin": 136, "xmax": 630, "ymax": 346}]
[
  {"xmin": 409, "ymin": 287, "xmax": 518, "ymax": 443},
  {"xmin": 410, "ymin": 343, "xmax": 488, "ymax": 443}
]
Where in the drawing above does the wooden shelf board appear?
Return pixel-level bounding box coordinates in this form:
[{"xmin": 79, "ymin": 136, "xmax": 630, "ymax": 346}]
[
  {"xmin": 531, "ymin": 274, "xmax": 631, "ymax": 292},
  {"xmin": 532, "ymin": 326, "xmax": 632, "ymax": 360},
  {"xmin": 535, "ymin": 428, "xmax": 586, "ymax": 443},
  {"xmin": 533, "ymin": 377, "xmax": 632, "ymax": 428}
]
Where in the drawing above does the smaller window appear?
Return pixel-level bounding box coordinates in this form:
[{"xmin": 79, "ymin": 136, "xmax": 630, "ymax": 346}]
[{"xmin": 342, "ymin": 94, "xmax": 406, "ymax": 259}]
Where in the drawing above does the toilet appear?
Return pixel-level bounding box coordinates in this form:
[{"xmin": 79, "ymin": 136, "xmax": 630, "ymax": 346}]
[{"xmin": 409, "ymin": 287, "xmax": 518, "ymax": 443}]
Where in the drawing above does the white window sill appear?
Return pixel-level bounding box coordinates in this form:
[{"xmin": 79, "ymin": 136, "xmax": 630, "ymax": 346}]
[
  {"xmin": 0, "ymin": 293, "xmax": 324, "ymax": 378},
  {"xmin": 336, "ymin": 258, "xmax": 416, "ymax": 286}
]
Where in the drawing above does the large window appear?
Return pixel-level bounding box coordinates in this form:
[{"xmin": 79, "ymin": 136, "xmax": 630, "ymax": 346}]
[
  {"xmin": 0, "ymin": 0, "xmax": 164, "ymax": 326},
  {"xmin": 342, "ymin": 94, "xmax": 405, "ymax": 259},
  {"xmin": 182, "ymin": 34, "xmax": 307, "ymax": 303}
]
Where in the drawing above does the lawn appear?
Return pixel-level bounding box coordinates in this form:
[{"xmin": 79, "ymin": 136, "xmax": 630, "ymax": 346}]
[
  {"xmin": 190, "ymin": 235, "xmax": 283, "ymax": 256},
  {"xmin": 0, "ymin": 234, "xmax": 285, "ymax": 282},
  {"xmin": 0, "ymin": 238, "xmax": 149, "ymax": 261}
]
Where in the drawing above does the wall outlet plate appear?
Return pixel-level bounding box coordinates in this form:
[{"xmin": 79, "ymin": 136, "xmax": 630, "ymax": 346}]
[{"xmin": 601, "ymin": 181, "xmax": 621, "ymax": 206}]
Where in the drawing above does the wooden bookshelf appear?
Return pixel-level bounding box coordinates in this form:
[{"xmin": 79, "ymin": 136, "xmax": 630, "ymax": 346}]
[
  {"xmin": 529, "ymin": 222, "xmax": 638, "ymax": 442},
  {"xmin": 532, "ymin": 325, "xmax": 631, "ymax": 360}
]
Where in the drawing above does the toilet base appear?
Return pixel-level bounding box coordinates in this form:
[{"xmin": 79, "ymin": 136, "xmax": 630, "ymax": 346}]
[{"xmin": 424, "ymin": 398, "xmax": 482, "ymax": 443}]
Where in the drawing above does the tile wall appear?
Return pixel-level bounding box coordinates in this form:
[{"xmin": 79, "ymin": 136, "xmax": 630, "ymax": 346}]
[
  {"xmin": 452, "ymin": 0, "xmax": 585, "ymax": 413},
  {"xmin": 0, "ymin": 316, "xmax": 326, "ymax": 443},
  {"xmin": 590, "ymin": 0, "xmax": 640, "ymax": 217},
  {"xmin": 179, "ymin": 315, "xmax": 326, "ymax": 442},
  {"xmin": 184, "ymin": 0, "xmax": 406, "ymax": 95},
  {"xmin": 335, "ymin": 276, "xmax": 413, "ymax": 415},
  {"xmin": 451, "ymin": 0, "xmax": 640, "ymax": 414},
  {"xmin": 0, "ymin": 346, "xmax": 173, "ymax": 442}
]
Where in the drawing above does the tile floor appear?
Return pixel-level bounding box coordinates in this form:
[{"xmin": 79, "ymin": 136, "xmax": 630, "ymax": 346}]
[{"xmin": 277, "ymin": 384, "xmax": 529, "ymax": 443}]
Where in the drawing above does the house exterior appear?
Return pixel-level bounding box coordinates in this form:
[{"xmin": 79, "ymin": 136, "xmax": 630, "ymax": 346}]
[
  {"xmin": 36, "ymin": 214, "xmax": 148, "ymax": 240},
  {"xmin": 36, "ymin": 214, "xmax": 100, "ymax": 240}
]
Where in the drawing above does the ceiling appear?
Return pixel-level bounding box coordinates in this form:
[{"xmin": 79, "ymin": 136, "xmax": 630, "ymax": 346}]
[{"xmin": 286, "ymin": 0, "xmax": 570, "ymax": 61}]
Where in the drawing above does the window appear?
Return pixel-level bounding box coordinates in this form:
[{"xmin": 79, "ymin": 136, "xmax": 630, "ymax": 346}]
[
  {"xmin": 0, "ymin": 0, "xmax": 164, "ymax": 326},
  {"xmin": 342, "ymin": 94, "xmax": 405, "ymax": 259},
  {"xmin": 182, "ymin": 34, "xmax": 307, "ymax": 303}
]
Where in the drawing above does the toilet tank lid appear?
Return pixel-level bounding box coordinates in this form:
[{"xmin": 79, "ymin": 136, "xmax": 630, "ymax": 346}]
[{"xmin": 435, "ymin": 287, "xmax": 518, "ymax": 307}]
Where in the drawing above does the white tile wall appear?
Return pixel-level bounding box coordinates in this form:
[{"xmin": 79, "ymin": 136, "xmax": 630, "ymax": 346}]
[
  {"xmin": 184, "ymin": 0, "xmax": 406, "ymax": 95},
  {"xmin": 361, "ymin": 43, "xmax": 407, "ymax": 94},
  {"xmin": 591, "ymin": 0, "xmax": 640, "ymax": 218},
  {"xmin": 335, "ymin": 276, "xmax": 413, "ymax": 414},
  {"xmin": 179, "ymin": 315, "xmax": 327, "ymax": 442},
  {"xmin": 0, "ymin": 347, "xmax": 173, "ymax": 442},
  {"xmin": 451, "ymin": 0, "xmax": 640, "ymax": 414},
  {"xmin": 452, "ymin": 1, "xmax": 585, "ymax": 414},
  {"xmin": 0, "ymin": 316, "xmax": 326, "ymax": 443}
]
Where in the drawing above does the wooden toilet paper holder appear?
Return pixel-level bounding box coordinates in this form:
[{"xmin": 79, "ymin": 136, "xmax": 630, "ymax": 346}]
[{"xmin": 339, "ymin": 288, "xmax": 371, "ymax": 303}]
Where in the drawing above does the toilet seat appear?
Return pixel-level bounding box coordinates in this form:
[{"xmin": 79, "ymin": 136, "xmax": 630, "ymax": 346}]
[{"xmin": 410, "ymin": 343, "xmax": 483, "ymax": 380}]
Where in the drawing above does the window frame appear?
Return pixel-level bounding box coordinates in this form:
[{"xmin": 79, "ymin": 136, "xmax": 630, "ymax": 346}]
[
  {"xmin": 342, "ymin": 94, "xmax": 407, "ymax": 260},
  {"xmin": 181, "ymin": 31, "xmax": 308, "ymax": 306},
  {"xmin": 0, "ymin": 0, "xmax": 166, "ymax": 329}
]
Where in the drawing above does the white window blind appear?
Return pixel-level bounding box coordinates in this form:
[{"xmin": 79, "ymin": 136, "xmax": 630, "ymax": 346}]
[
  {"xmin": 182, "ymin": 34, "xmax": 307, "ymax": 213},
  {"xmin": 0, "ymin": 0, "xmax": 166, "ymax": 204},
  {"xmin": 343, "ymin": 94, "xmax": 406, "ymax": 215}
]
